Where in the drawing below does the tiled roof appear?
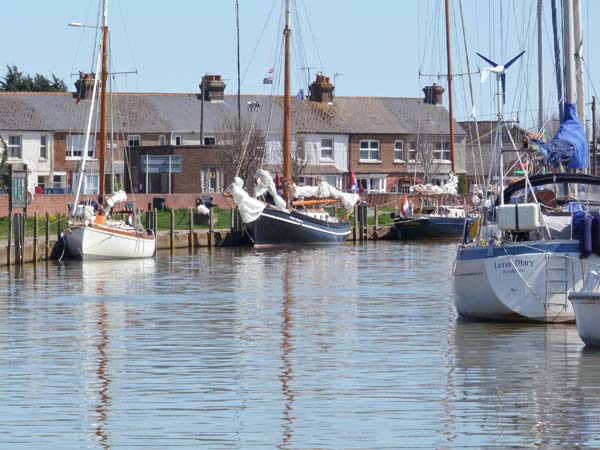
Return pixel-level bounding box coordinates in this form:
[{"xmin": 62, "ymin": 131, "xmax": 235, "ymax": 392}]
[{"xmin": 0, "ymin": 91, "xmax": 464, "ymax": 136}]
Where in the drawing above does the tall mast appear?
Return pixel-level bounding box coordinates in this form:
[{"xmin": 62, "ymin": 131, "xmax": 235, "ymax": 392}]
[
  {"xmin": 573, "ymin": 0, "xmax": 585, "ymax": 123},
  {"xmin": 282, "ymin": 0, "xmax": 292, "ymax": 204},
  {"xmin": 99, "ymin": 0, "xmax": 108, "ymax": 198},
  {"xmin": 444, "ymin": 0, "xmax": 455, "ymax": 171},
  {"xmin": 551, "ymin": 0, "xmax": 564, "ymax": 119},
  {"xmin": 537, "ymin": 0, "xmax": 544, "ymax": 132},
  {"xmin": 563, "ymin": 0, "xmax": 575, "ymax": 105}
]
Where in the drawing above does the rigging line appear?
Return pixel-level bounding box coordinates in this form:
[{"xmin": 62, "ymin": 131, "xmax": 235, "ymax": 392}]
[
  {"xmin": 458, "ymin": 0, "xmax": 485, "ymax": 192},
  {"xmin": 115, "ymin": 0, "xmax": 139, "ymax": 74},
  {"xmin": 241, "ymin": 0, "xmax": 279, "ymax": 84},
  {"xmin": 298, "ymin": 0, "xmax": 324, "ymax": 74}
]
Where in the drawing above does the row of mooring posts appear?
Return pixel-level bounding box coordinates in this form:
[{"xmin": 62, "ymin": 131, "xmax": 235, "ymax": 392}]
[
  {"xmin": 145, "ymin": 207, "xmax": 217, "ymax": 253},
  {"xmin": 6, "ymin": 211, "xmax": 57, "ymax": 267},
  {"xmin": 353, "ymin": 203, "xmax": 370, "ymax": 242}
]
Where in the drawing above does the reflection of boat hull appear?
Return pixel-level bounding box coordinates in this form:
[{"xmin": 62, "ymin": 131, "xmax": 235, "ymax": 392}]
[
  {"xmin": 569, "ymin": 293, "xmax": 600, "ymax": 346},
  {"xmin": 64, "ymin": 223, "xmax": 156, "ymax": 260},
  {"xmin": 394, "ymin": 216, "xmax": 467, "ymax": 240},
  {"xmin": 251, "ymin": 208, "xmax": 351, "ymax": 246},
  {"xmin": 453, "ymin": 240, "xmax": 593, "ymax": 322}
]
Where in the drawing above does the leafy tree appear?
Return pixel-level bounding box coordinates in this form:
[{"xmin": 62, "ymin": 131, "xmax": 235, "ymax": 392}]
[
  {"xmin": 0, "ymin": 137, "xmax": 9, "ymax": 191},
  {"xmin": 0, "ymin": 65, "xmax": 67, "ymax": 92}
]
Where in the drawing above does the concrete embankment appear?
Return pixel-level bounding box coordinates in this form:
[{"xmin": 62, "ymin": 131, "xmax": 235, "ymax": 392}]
[{"xmin": 0, "ymin": 225, "xmax": 395, "ymax": 267}]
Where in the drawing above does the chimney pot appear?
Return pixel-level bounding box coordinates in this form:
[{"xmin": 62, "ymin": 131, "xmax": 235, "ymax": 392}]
[
  {"xmin": 308, "ymin": 72, "xmax": 335, "ymax": 104},
  {"xmin": 200, "ymin": 74, "xmax": 226, "ymax": 102},
  {"xmin": 423, "ymin": 83, "xmax": 445, "ymax": 105}
]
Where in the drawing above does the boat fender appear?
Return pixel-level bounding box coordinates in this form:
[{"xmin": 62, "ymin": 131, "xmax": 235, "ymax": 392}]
[
  {"xmin": 572, "ymin": 211, "xmax": 586, "ymax": 238},
  {"xmin": 580, "ymin": 214, "xmax": 592, "ymax": 257},
  {"xmin": 593, "ymin": 213, "xmax": 600, "ymax": 256}
]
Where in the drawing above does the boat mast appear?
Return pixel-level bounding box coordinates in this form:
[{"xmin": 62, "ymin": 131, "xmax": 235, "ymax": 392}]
[
  {"xmin": 551, "ymin": 0, "xmax": 564, "ymax": 119},
  {"xmin": 444, "ymin": 0, "xmax": 455, "ymax": 171},
  {"xmin": 98, "ymin": 0, "xmax": 109, "ymax": 198},
  {"xmin": 563, "ymin": 0, "xmax": 575, "ymax": 106},
  {"xmin": 573, "ymin": 0, "xmax": 585, "ymax": 124},
  {"xmin": 537, "ymin": 0, "xmax": 544, "ymax": 132},
  {"xmin": 282, "ymin": 0, "xmax": 292, "ymax": 205}
]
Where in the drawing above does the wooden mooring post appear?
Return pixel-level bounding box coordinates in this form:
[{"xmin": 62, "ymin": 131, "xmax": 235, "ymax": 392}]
[
  {"xmin": 7, "ymin": 212, "xmax": 12, "ymax": 267},
  {"xmin": 373, "ymin": 205, "xmax": 379, "ymax": 240},
  {"xmin": 188, "ymin": 208, "xmax": 194, "ymax": 249},
  {"xmin": 13, "ymin": 213, "xmax": 23, "ymax": 265},
  {"xmin": 45, "ymin": 212, "xmax": 50, "ymax": 260},
  {"xmin": 33, "ymin": 212, "xmax": 38, "ymax": 263},
  {"xmin": 208, "ymin": 207, "xmax": 214, "ymax": 248},
  {"xmin": 170, "ymin": 208, "xmax": 175, "ymax": 253},
  {"xmin": 352, "ymin": 204, "xmax": 358, "ymax": 242}
]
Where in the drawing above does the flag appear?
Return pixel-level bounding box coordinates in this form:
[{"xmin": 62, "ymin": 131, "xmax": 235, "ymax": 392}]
[
  {"xmin": 263, "ymin": 77, "xmax": 273, "ymax": 84},
  {"xmin": 399, "ymin": 195, "xmax": 410, "ymax": 219},
  {"xmin": 268, "ymin": 67, "xmax": 274, "ymax": 74},
  {"xmin": 350, "ymin": 170, "xmax": 358, "ymax": 192},
  {"xmin": 296, "ymin": 89, "xmax": 305, "ymax": 100}
]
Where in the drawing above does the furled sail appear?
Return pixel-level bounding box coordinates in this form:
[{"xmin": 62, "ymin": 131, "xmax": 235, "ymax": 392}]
[{"xmin": 527, "ymin": 103, "xmax": 589, "ymax": 169}]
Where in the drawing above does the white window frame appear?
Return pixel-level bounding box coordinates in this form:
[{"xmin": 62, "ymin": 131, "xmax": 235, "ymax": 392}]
[
  {"xmin": 67, "ymin": 135, "xmax": 96, "ymax": 159},
  {"xmin": 127, "ymin": 135, "xmax": 141, "ymax": 147},
  {"xmin": 320, "ymin": 137, "xmax": 334, "ymax": 160},
  {"xmin": 408, "ymin": 140, "xmax": 418, "ymax": 162},
  {"xmin": 159, "ymin": 135, "xmax": 166, "ymax": 146},
  {"xmin": 7, "ymin": 135, "xmax": 22, "ymax": 159},
  {"xmin": 52, "ymin": 174, "xmax": 65, "ymax": 188},
  {"xmin": 394, "ymin": 140, "xmax": 404, "ymax": 162},
  {"xmin": 434, "ymin": 140, "xmax": 451, "ymax": 162},
  {"xmin": 73, "ymin": 173, "xmax": 99, "ymax": 195},
  {"xmin": 401, "ymin": 180, "xmax": 412, "ymax": 193},
  {"xmin": 40, "ymin": 135, "xmax": 48, "ymax": 159},
  {"xmin": 203, "ymin": 136, "xmax": 216, "ymax": 146},
  {"xmin": 200, "ymin": 167, "xmax": 224, "ymax": 193},
  {"xmin": 357, "ymin": 176, "xmax": 386, "ymax": 193},
  {"xmin": 359, "ymin": 139, "xmax": 380, "ymax": 162},
  {"xmin": 174, "ymin": 135, "xmax": 182, "ymax": 146}
]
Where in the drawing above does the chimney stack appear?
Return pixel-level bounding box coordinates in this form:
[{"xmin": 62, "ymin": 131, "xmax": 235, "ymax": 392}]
[
  {"xmin": 74, "ymin": 71, "xmax": 96, "ymax": 100},
  {"xmin": 309, "ymin": 72, "xmax": 335, "ymax": 104},
  {"xmin": 423, "ymin": 84, "xmax": 445, "ymax": 105},
  {"xmin": 200, "ymin": 74, "xmax": 226, "ymax": 103}
]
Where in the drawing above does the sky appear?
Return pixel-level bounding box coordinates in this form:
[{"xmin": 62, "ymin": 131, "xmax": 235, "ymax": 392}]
[{"xmin": 3, "ymin": 0, "xmax": 600, "ymax": 130}]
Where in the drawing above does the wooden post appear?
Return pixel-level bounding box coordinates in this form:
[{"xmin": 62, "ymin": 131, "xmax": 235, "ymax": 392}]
[
  {"xmin": 7, "ymin": 212, "xmax": 12, "ymax": 267},
  {"xmin": 230, "ymin": 208, "xmax": 235, "ymax": 233},
  {"xmin": 33, "ymin": 212, "xmax": 38, "ymax": 262},
  {"xmin": 14, "ymin": 213, "xmax": 22, "ymax": 265},
  {"xmin": 153, "ymin": 210, "xmax": 158, "ymax": 242},
  {"xmin": 208, "ymin": 207, "xmax": 214, "ymax": 247},
  {"xmin": 170, "ymin": 208, "xmax": 175, "ymax": 253},
  {"xmin": 45, "ymin": 212, "xmax": 50, "ymax": 260},
  {"xmin": 374, "ymin": 205, "xmax": 379, "ymax": 241},
  {"xmin": 363, "ymin": 204, "xmax": 368, "ymax": 242},
  {"xmin": 352, "ymin": 204, "xmax": 358, "ymax": 242},
  {"xmin": 188, "ymin": 208, "xmax": 194, "ymax": 249},
  {"xmin": 57, "ymin": 213, "xmax": 62, "ymax": 240}
]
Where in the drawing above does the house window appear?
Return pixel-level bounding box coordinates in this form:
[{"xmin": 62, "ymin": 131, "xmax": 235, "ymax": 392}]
[
  {"xmin": 53, "ymin": 175, "xmax": 64, "ymax": 188},
  {"xmin": 40, "ymin": 135, "xmax": 48, "ymax": 159},
  {"xmin": 7, "ymin": 135, "xmax": 22, "ymax": 158},
  {"xmin": 359, "ymin": 140, "xmax": 380, "ymax": 161},
  {"xmin": 203, "ymin": 136, "xmax": 216, "ymax": 146},
  {"xmin": 128, "ymin": 135, "xmax": 141, "ymax": 147},
  {"xmin": 357, "ymin": 176, "xmax": 385, "ymax": 193},
  {"xmin": 67, "ymin": 135, "xmax": 95, "ymax": 159},
  {"xmin": 394, "ymin": 140, "xmax": 404, "ymax": 161},
  {"xmin": 37, "ymin": 176, "xmax": 46, "ymax": 189},
  {"xmin": 73, "ymin": 173, "xmax": 99, "ymax": 195},
  {"xmin": 200, "ymin": 168, "xmax": 224, "ymax": 193},
  {"xmin": 175, "ymin": 135, "xmax": 182, "ymax": 146},
  {"xmin": 320, "ymin": 138, "xmax": 333, "ymax": 159},
  {"xmin": 434, "ymin": 140, "xmax": 451, "ymax": 161},
  {"xmin": 401, "ymin": 180, "xmax": 412, "ymax": 193},
  {"xmin": 159, "ymin": 135, "xmax": 166, "ymax": 146},
  {"xmin": 408, "ymin": 141, "xmax": 418, "ymax": 161}
]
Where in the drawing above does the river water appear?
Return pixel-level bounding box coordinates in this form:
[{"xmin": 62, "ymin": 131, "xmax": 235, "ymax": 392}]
[{"xmin": 1, "ymin": 242, "xmax": 599, "ymax": 449}]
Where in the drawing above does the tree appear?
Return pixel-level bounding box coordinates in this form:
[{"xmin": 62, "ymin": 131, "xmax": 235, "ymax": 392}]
[
  {"xmin": 0, "ymin": 137, "xmax": 9, "ymax": 191},
  {"xmin": 0, "ymin": 65, "xmax": 67, "ymax": 92},
  {"xmin": 216, "ymin": 113, "xmax": 266, "ymax": 189}
]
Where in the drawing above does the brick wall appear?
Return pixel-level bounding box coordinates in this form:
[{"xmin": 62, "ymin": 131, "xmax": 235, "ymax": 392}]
[{"xmin": 0, "ymin": 192, "xmax": 235, "ymax": 218}]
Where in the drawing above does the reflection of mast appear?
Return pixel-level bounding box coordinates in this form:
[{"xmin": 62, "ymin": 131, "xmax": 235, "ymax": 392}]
[
  {"xmin": 279, "ymin": 255, "xmax": 294, "ymax": 450},
  {"xmin": 96, "ymin": 302, "xmax": 112, "ymax": 450}
]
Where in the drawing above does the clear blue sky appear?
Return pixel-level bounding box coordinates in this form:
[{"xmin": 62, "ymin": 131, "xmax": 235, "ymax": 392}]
[{"xmin": 3, "ymin": 0, "xmax": 600, "ymax": 129}]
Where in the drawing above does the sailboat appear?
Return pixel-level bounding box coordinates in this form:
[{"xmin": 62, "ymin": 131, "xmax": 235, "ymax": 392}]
[
  {"xmin": 229, "ymin": 0, "xmax": 359, "ymax": 246},
  {"xmin": 452, "ymin": 0, "xmax": 597, "ymax": 322},
  {"xmin": 63, "ymin": 0, "xmax": 156, "ymax": 260},
  {"xmin": 392, "ymin": 1, "xmax": 470, "ymax": 241}
]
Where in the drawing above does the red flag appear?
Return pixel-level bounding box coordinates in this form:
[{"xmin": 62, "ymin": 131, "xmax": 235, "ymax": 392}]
[
  {"xmin": 399, "ymin": 195, "xmax": 410, "ymax": 219},
  {"xmin": 350, "ymin": 170, "xmax": 358, "ymax": 192}
]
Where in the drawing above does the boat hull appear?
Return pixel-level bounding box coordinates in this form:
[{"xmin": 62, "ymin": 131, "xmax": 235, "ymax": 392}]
[
  {"xmin": 569, "ymin": 293, "xmax": 600, "ymax": 346},
  {"xmin": 394, "ymin": 216, "xmax": 466, "ymax": 240},
  {"xmin": 64, "ymin": 223, "xmax": 156, "ymax": 260},
  {"xmin": 251, "ymin": 208, "xmax": 351, "ymax": 246},
  {"xmin": 453, "ymin": 240, "xmax": 592, "ymax": 323}
]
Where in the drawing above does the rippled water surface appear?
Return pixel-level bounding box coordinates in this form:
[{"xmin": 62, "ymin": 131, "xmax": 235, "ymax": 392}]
[{"xmin": 1, "ymin": 242, "xmax": 600, "ymax": 449}]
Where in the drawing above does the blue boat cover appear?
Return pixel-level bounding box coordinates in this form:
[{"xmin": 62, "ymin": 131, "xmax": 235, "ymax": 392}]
[{"xmin": 529, "ymin": 103, "xmax": 589, "ymax": 169}]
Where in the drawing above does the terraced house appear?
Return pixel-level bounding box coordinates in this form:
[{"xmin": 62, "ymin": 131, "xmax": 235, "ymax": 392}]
[{"xmin": 0, "ymin": 73, "xmax": 465, "ymax": 197}]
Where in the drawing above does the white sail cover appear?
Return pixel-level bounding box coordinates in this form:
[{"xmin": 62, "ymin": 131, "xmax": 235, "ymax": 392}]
[
  {"xmin": 410, "ymin": 174, "xmax": 458, "ymax": 196},
  {"xmin": 230, "ymin": 177, "xmax": 266, "ymax": 223},
  {"xmin": 293, "ymin": 182, "xmax": 359, "ymax": 211},
  {"xmin": 254, "ymin": 169, "xmax": 287, "ymax": 210},
  {"xmin": 105, "ymin": 190, "xmax": 127, "ymax": 208}
]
